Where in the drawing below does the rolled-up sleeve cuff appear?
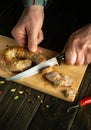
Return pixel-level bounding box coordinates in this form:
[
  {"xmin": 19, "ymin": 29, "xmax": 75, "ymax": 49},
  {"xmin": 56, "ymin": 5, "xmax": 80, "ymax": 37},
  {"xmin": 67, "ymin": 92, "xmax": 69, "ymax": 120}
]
[{"xmin": 23, "ymin": 0, "xmax": 48, "ymax": 7}]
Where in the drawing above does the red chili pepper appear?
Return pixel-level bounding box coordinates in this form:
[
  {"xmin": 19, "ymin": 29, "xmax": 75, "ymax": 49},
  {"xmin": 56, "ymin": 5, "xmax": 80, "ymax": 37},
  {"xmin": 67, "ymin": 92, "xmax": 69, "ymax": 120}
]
[
  {"xmin": 80, "ymin": 96, "xmax": 91, "ymax": 106},
  {"xmin": 67, "ymin": 96, "xmax": 91, "ymax": 112}
]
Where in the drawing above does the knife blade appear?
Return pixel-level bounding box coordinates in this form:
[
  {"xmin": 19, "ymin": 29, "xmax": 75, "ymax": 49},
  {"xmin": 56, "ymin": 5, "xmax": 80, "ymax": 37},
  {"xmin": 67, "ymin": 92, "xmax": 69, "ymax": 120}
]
[{"xmin": 6, "ymin": 53, "xmax": 65, "ymax": 81}]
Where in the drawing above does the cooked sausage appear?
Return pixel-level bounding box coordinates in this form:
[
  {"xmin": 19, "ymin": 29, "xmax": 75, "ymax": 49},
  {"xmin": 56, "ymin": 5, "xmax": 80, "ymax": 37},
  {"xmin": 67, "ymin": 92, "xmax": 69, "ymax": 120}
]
[
  {"xmin": 0, "ymin": 46, "xmax": 46, "ymax": 72},
  {"xmin": 42, "ymin": 66, "xmax": 73, "ymax": 87}
]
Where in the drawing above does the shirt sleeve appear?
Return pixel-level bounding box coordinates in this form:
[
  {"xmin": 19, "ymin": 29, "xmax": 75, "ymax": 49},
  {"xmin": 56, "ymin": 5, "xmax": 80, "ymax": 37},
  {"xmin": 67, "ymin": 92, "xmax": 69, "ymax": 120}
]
[{"xmin": 23, "ymin": 0, "xmax": 48, "ymax": 7}]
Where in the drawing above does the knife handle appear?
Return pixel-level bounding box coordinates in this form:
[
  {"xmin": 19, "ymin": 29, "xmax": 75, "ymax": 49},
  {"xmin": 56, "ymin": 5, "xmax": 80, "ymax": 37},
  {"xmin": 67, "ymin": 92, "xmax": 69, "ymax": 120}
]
[{"xmin": 56, "ymin": 53, "xmax": 65, "ymax": 64}]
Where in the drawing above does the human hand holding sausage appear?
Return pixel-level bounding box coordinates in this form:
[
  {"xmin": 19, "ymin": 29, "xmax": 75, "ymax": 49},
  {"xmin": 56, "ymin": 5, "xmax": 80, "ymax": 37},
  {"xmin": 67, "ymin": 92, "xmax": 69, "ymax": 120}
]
[
  {"xmin": 63, "ymin": 24, "xmax": 91, "ymax": 65},
  {"xmin": 11, "ymin": 5, "xmax": 44, "ymax": 52}
]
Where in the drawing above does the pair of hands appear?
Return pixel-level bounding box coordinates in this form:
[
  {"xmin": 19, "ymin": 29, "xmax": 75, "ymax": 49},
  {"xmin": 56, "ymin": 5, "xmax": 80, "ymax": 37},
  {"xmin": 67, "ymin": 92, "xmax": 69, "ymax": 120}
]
[{"xmin": 12, "ymin": 5, "xmax": 91, "ymax": 65}]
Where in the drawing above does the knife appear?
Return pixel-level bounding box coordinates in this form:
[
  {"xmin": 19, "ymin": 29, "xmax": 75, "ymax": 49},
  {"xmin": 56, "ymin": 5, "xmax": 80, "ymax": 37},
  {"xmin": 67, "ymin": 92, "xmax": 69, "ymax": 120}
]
[{"xmin": 6, "ymin": 53, "xmax": 65, "ymax": 81}]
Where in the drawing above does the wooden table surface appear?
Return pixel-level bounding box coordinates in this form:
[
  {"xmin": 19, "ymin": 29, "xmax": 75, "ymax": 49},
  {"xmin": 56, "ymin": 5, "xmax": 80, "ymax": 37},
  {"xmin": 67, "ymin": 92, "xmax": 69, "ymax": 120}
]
[{"xmin": 0, "ymin": 64, "xmax": 91, "ymax": 130}]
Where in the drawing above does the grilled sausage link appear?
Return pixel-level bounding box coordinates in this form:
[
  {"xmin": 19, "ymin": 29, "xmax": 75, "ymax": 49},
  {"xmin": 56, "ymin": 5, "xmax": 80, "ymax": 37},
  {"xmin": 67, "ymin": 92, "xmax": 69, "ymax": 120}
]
[{"xmin": 0, "ymin": 46, "xmax": 46, "ymax": 72}]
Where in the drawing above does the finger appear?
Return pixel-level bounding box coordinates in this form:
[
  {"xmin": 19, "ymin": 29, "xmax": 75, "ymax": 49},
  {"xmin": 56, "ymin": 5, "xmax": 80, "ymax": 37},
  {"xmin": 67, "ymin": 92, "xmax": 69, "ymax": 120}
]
[
  {"xmin": 11, "ymin": 28, "xmax": 26, "ymax": 47},
  {"xmin": 28, "ymin": 28, "xmax": 39, "ymax": 52},
  {"xmin": 75, "ymin": 51, "xmax": 85, "ymax": 65},
  {"xmin": 84, "ymin": 54, "xmax": 91, "ymax": 64},
  {"xmin": 37, "ymin": 30, "xmax": 44, "ymax": 44},
  {"xmin": 37, "ymin": 46, "xmax": 43, "ymax": 53},
  {"xmin": 84, "ymin": 47, "xmax": 91, "ymax": 64},
  {"xmin": 65, "ymin": 50, "xmax": 77, "ymax": 65},
  {"xmin": 14, "ymin": 34, "xmax": 26, "ymax": 47}
]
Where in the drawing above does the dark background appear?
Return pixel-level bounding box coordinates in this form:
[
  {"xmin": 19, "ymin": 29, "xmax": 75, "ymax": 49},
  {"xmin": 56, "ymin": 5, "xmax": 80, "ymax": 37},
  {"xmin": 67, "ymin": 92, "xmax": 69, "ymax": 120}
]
[
  {"xmin": 0, "ymin": 0, "xmax": 91, "ymax": 52},
  {"xmin": 43, "ymin": 0, "xmax": 91, "ymax": 52}
]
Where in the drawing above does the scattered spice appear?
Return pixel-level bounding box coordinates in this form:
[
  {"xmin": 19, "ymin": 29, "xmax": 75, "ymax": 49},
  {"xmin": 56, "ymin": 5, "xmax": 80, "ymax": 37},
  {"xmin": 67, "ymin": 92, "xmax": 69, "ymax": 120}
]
[
  {"xmin": 10, "ymin": 87, "xmax": 43, "ymax": 104},
  {"xmin": 18, "ymin": 90, "xmax": 24, "ymax": 94},
  {"xmin": 10, "ymin": 88, "xmax": 16, "ymax": 92},
  {"xmin": 37, "ymin": 95, "xmax": 41, "ymax": 99},
  {"xmin": 27, "ymin": 98, "xmax": 31, "ymax": 102},
  {"xmin": 46, "ymin": 104, "xmax": 49, "ymax": 108},
  {"xmin": 27, "ymin": 98, "xmax": 34, "ymax": 103},
  {"xmin": 40, "ymin": 100, "xmax": 43, "ymax": 103},
  {"xmin": 0, "ymin": 81, "xmax": 5, "ymax": 84},
  {"xmin": 13, "ymin": 95, "xmax": 19, "ymax": 100},
  {"xmin": 25, "ymin": 89, "xmax": 31, "ymax": 95}
]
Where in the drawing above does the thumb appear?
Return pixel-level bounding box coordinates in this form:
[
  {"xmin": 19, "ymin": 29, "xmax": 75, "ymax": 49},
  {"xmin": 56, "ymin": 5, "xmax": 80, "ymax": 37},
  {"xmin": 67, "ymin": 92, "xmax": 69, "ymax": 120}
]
[{"xmin": 65, "ymin": 51, "xmax": 77, "ymax": 65}]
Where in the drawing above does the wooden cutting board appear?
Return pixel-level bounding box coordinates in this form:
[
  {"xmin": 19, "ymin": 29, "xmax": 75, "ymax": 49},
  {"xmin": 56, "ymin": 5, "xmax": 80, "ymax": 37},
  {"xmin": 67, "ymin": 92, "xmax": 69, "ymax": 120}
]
[{"xmin": 0, "ymin": 35, "xmax": 87, "ymax": 102}]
